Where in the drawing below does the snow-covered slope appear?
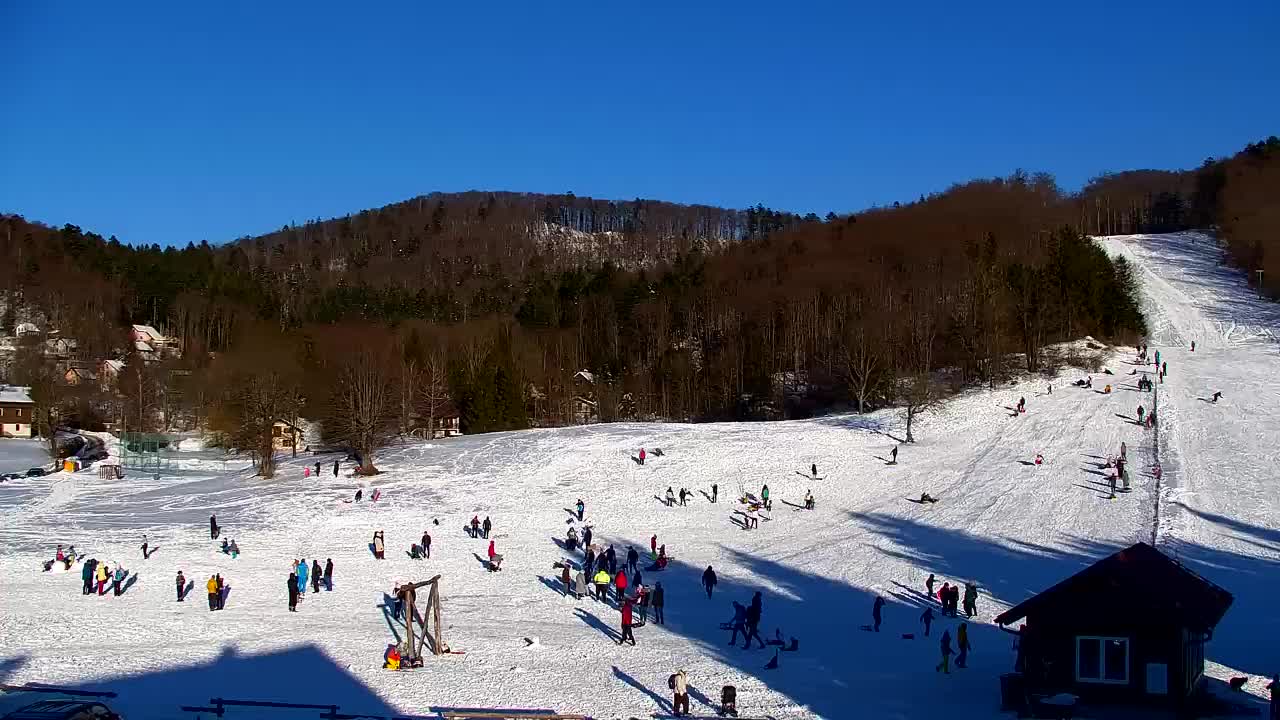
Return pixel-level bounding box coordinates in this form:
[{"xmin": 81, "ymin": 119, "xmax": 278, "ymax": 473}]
[{"xmin": 0, "ymin": 232, "xmax": 1273, "ymax": 719}]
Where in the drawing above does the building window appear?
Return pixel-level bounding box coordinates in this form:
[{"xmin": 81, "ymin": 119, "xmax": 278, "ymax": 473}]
[
  {"xmin": 15, "ymin": 408, "xmax": 22, "ymax": 417},
  {"xmin": 1076, "ymin": 636, "xmax": 1129, "ymax": 684}
]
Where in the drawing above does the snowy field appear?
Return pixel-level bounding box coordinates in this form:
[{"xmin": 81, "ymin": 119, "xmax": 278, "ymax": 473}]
[{"xmin": 0, "ymin": 233, "xmax": 1275, "ymax": 719}]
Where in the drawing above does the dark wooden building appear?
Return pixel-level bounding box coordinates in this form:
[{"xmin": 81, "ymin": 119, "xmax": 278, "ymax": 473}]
[{"xmin": 994, "ymin": 542, "xmax": 1232, "ymax": 708}]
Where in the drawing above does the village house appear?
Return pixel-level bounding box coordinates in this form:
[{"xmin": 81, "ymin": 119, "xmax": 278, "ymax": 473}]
[
  {"xmin": 99, "ymin": 359, "xmax": 125, "ymax": 388},
  {"xmin": 0, "ymin": 385, "xmax": 35, "ymax": 438},
  {"xmin": 272, "ymin": 419, "xmax": 303, "ymax": 450},
  {"xmin": 63, "ymin": 360, "xmax": 98, "ymax": 386},
  {"xmin": 994, "ymin": 542, "xmax": 1233, "ymax": 714}
]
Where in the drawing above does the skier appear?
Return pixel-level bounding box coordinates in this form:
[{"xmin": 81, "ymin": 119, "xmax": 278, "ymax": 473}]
[
  {"xmin": 140, "ymin": 534, "xmax": 148, "ymax": 559},
  {"xmin": 210, "ymin": 514, "xmax": 219, "ymax": 539},
  {"xmin": 207, "ymin": 575, "xmax": 219, "ymax": 611},
  {"xmin": 702, "ymin": 566, "xmax": 718, "ymax": 598},
  {"xmin": 761, "ymin": 484, "xmax": 770, "ymax": 510},
  {"xmin": 311, "ymin": 560, "xmax": 322, "ymax": 593},
  {"xmin": 891, "ymin": 446, "xmax": 898, "ymax": 464},
  {"xmin": 288, "ymin": 572, "xmax": 299, "ymax": 612},
  {"xmin": 482, "ymin": 516, "xmax": 492, "ymax": 539},
  {"xmin": 671, "ymin": 669, "xmax": 690, "ymax": 717},
  {"xmin": 176, "ymin": 570, "xmax": 186, "ymax": 602},
  {"xmin": 421, "ymin": 531, "xmax": 432, "ymax": 559},
  {"xmin": 638, "ymin": 447, "xmax": 646, "ymax": 466},
  {"xmin": 665, "ymin": 487, "xmax": 675, "ymax": 507},
  {"xmin": 956, "ymin": 622, "xmax": 972, "ymax": 668},
  {"xmin": 1212, "ymin": 391, "xmax": 1222, "ymax": 403},
  {"xmin": 872, "ymin": 596, "xmax": 884, "ymax": 632},
  {"xmin": 112, "ymin": 564, "xmax": 127, "ymax": 596},
  {"xmin": 925, "ymin": 573, "xmax": 936, "ymax": 600},
  {"xmin": 712, "ymin": 483, "xmax": 718, "ymax": 503},
  {"xmin": 575, "ymin": 498, "xmax": 585, "ymax": 520},
  {"xmin": 920, "ymin": 607, "xmax": 934, "ymax": 636},
  {"xmin": 652, "ymin": 582, "xmax": 666, "ymax": 624},
  {"xmin": 619, "ymin": 599, "xmax": 636, "ymax": 645},
  {"xmin": 936, "ymin": 629, "xmax": 953, "ymax": 673},
  {"xmin": 627, "ymin": 546, "xmax": 639, "ymax": 575},
  {"xmin": 324, "ymin": 558, "xmax": 333, "ymax": 591}
]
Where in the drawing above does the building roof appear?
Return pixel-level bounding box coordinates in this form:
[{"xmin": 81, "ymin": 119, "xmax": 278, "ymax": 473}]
[
  {"xmin": 993, "ymin": 542, "xmax": 1233, "ymax": 632},
  {"xmin": 134, "ymin": 340, "xmax": 155, "ymax": 353},
  {"xmin": 101, "ymin": 359, "xmax": 125, "ymax": 373},
  {"xmin": 14, "ymin": 322, "xmax": 40, "ymax": 335},
  {"xmin": 132, "ymin": 323, "xmax": 166, "ymax": 341},
  {"xmin": 0, "ymin": 385, "xmax": 34, "ymax": 404}
]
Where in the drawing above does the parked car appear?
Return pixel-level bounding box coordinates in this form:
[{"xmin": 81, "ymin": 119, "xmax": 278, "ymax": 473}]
[
  {"xmin": 1, "ymin": 699, "xmax": 122, "ymax": 719},
  {"xmin": 0, "ymin": 472, "xmax": 21, "ymax": 481},
  {"xmin": 26, "ymin": 467, "xmax": 47, "ymax": 477}
]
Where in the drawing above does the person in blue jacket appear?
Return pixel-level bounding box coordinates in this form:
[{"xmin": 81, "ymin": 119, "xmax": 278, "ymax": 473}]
[{"xmin": 296, "ymin": 558, "xmax": 309, "ymax": 599}]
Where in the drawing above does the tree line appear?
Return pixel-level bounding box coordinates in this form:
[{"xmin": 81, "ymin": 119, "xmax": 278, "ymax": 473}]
[{"xmin": 10, "ymin": 135, "xmax": 1277, "ymax": 474}]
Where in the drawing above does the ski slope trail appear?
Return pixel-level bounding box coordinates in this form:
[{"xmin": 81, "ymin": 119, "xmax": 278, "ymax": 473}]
[{"xmin": 1102, "ymin": 233, "xmax": 1280, "ymax": 686}]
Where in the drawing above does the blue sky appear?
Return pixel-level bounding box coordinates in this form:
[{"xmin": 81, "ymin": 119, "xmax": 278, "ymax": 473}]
[{"xmin": 2, "ymin": 1, "xmax": 1277, "ymax": 246}]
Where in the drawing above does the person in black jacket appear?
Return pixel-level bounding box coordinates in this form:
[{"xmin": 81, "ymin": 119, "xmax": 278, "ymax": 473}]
[
  {"xmin": 288, "ymin": 572, "xmax": 299, "ymax": 612},
  {"xmin": 176, "ymin": 570, "xmax": 186, "ymax": 602},
  {"xmin": 482, "ymin": 516, "xmax": 492, "ymax": 539},
  {"xmin": 324, "ymin": 558, "xmax": 334, "ymax": 591},
  {"xmin": 872, "ymin": 596, "xmax": 885, "ymax": 632},
  {"xmin": 652, "ymin": 582, "xmax": 666, "ymax": 624},
  {"xmin": 210, "ymin": 514, "xmax": 219, "ymax": 539},
  {"xmin": 702, "ymin": 566, "xmax": 718, "ymax": 598},
  {"xmin": 311, "ymin": 560, "xmax": 323, "ymax": 593},
  {"xmin": 421, "ymin": 531, "xmax": 432, "ymax": 559},
  {"xmin": 606, "ymin": 545, "xmax": 617, "ymax": 575},
  {"xmin": 627, "ymin": 546, "xmax": 639, "ymax": 575}
]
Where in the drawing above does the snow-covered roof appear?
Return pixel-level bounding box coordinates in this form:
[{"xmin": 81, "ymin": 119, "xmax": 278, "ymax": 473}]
[
  {"xmin": 134, "ymin": 341, "xmax": 155, "ymax": 353},
  {"xmin": 132, "ymin": 324, "xmax": 166, "ymax": 341},
  {"xmin": 0, "ymin": 385, "xmax": 33, "ymax": 404},
  {"xmin": 575, "ymin": 370, "xmax": 595, "ymax": 383},
  {"xmin": 101, "ymin": 359, "xmax": 125, "ymax": 373},
  {"xmin": 14, "ymin": 322, "xmax": 39, "ymax": 336}
]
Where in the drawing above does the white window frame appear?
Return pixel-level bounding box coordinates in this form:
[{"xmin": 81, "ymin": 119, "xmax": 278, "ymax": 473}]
[{"xmin": 1076, "ymin": 636, "xmax": 1129, "ymax": 684}]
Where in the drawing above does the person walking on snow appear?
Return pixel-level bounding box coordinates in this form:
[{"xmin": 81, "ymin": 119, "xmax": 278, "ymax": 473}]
[
  {"xmin": 95, "ymin": 561, "xmax": 109, "ymax": 595},
  {"xmin": 652, "ymin": 582, "xmax": 666, "ymax": 624},
  {"xmin": 872, "ymin": 596, "xmax": 885, "ymax": 632},
  {"xmin": 112, "ymin": 565, "xmax": 127, "ymax": 596},
  {"xmin": 665, "ymin": 487, "xmax": 676, "ymax": 507},
  {"xmin": 671, "ymin": 669, "xmax": 690, "ymax": 717},
  {"xmin": 963, "ymin": 582, "xmax": 979, "ymax": 617},
  {"xmin": 482, "ymin": 516, "xmax": 492, "ymax": 539},
  {"xmin": 956, "ymin": 622, "xmax": 972, "ymax": 668},
  {"xmin": 207, "ymin": 575, "xmax": 219, "ymax": 611},
  {"xmin": 176, "ymin": 570, "xmax": 186, "ymax": 602},
  {"xmin": 575, "ymin": 499, "xmax": 585, "ymax": 520},
  {"xmin": 421, "ymin": 531, "xmax": 432, "ymax": 559},
  {"xmin": 627, "ymin": 546, "xmax": 639, "ymax": 575},
  {"xmin": 925, "ymin": 573, "xmax": 936, "ymax": 600},
  {"xmin": 727, "ymin": 602, "xmax": 749, "ymax": 645},
  {"xmin": 712, "ymin": 483, "xmax": 718, "ymax": 503},
  {"xmin": 638, "ymin": 448, "xmax": 646, "ymax": 466},
  {"xmin": 288, "ymin": 572, "xmax": 299, "ymax": 612},
  {"xmin": 619, "ymin": 599, "xmax": 636, "ymax": 645},
  {"xmin": 311, "ymin": 560, "xmax": 322, "ymax": 593},
  {"xmin": 678, "ymin": 487, "xmax": 688, "ymax": 506},
  {"xmin": 1137, "ymin": 405, "xmax": 1145, "ymax": 423},
  {"xmin": 891, "ymin": 446, "xmax": 899, "ymax": 464},
  {"xmin": 606, "ymin": 545, "xmax": 617, "ymax": 575},
  {"xmin": 333, "ymin": 459, "xmax": 340, "ymax": 477},
  {"xmin": 702, "ymin": 566, "xmax": 718, "ymax": 598},
  {"xmin": 615, "ymin": 568, "xmax": 629, "ymax": 603},
  {"xmin": 140, "ymin": 534, "xmax": 148, "ymax": 559},
  {"xmin": 761, "ymin": 484, "xmax": 770, "ymax": 510},
  {"xmin": 650, "ymin": 534, "xmax": 658, "ymax": 558},
  {"xmin": 743, "ymin": 594, "xmax": 766, "ymax": 649},
  {"xmin": 937, "ymin": 629, "xmax": 953, "ymax": 673},
  {"xmin": 920, "ymin": 607, "xmax": 934, "ymax": 636},
  {"xmin": 324, "ymin": 558, "xmax": 333, "ymax": 591},
  {"xmin": 210, "ymin": 514, "xmax": 219, "ymax": 539},
  {"xmin": 82, "ymin": 559, "xmax": 95, "ymax": 595}
]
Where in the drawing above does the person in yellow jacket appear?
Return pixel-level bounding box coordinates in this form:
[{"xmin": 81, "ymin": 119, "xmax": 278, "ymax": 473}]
[
  {"xmin": 95, "ymin": 562, "xmax": 109, "ymax": 595},
  {"xmin": 207, "ymin": 575, "xmax": 219, "ymax": 612},
  {"xmin": 592, "ymin": 569, "xmax": 611, "ymax": 602}
]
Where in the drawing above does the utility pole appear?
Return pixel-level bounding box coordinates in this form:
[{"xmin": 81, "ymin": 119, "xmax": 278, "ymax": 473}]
[{"xmin": 1256, "ymin": 269, "xmax": 1264, "ymax": 295}]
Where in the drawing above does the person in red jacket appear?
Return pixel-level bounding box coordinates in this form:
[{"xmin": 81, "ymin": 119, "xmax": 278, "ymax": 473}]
[
  {"xmin": 650, "ymin": 534, "xmax": 658, "ymax": 557},
  {"xmin": 638, "ymin": 448, "xmax": 646, "ymax": 466},
  {"xmin": 618, "ymin": 599, "xmax": 636, "ymax": 645},
  {"xmin": 615, "ymin": 568, "xmax": 629, "ymax": 603}
]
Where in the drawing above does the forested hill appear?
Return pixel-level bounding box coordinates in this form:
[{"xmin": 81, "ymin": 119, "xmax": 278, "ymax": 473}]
[{"xmin": 0, "ymin": 136, "xmax": 1275, "ymax": 431}]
